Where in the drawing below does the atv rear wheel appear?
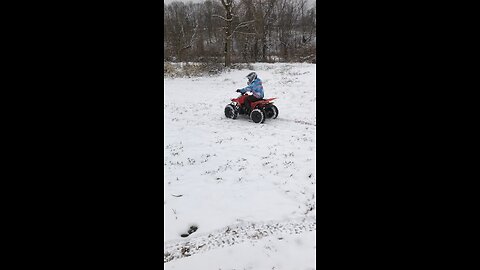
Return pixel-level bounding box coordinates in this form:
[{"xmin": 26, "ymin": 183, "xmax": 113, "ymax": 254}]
[
  {"xmin": 225, "ymin": 104, "xmax": 238, "ymax": 119},
  {"xmin": 250, "ymin": 109, "xmax": 265, "ymax": 123},
  {"xmin": 265, "ymin": 105, "xmax": 279, "ymax": 119}
]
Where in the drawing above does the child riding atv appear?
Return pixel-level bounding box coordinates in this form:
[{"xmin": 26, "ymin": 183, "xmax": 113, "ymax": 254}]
[
  {"xmin": 236, "ymin": 72, "xmax": 264, "ymax": 113},
  {"xmin": 225, "ymin": 72, "xmax": 278, "ymax": 123}
]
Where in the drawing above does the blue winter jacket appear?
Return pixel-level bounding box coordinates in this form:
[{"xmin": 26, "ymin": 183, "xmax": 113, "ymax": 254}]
[{"xmin": 239, "ymin": 78, "xmax": 264, "ymax": 99}]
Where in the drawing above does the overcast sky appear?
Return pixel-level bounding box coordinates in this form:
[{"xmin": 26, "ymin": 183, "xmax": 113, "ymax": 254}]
[
  {"xmin": 164, "ymin": 0, "xmax": 315, "ymax": 8},
  {"xmin": 164, "ymin": 0, "xmax": 204, "ymax": 3}
]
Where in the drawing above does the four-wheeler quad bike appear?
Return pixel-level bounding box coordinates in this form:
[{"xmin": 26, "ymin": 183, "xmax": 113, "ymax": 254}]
[{"xmin": 225, "ymin": 92, "xmax": 279, "ymax": 123}]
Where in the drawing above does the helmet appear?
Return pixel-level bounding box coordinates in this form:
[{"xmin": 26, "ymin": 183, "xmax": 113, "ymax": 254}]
[{"xmin": 246, "ymin": 72, "xmax": 257, "ymax": 84}]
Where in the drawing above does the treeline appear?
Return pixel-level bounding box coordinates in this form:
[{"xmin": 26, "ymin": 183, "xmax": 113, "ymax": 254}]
[{"xmin": 164, "ymin": 0, "xmax": 316, "ymax": 66}]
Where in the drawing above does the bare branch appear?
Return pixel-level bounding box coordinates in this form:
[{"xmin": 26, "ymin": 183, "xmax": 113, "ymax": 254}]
[
  {"xmin": 300, "ymin": 54, "xmax": 315, "ymax": 61},
  {"xmin": 212, "ymin": 14, "xmax": 233, "ymax": 22},
  {"xmin": 237, "ymin": 19, "xmax": 256, "ymax": 27},
  {"xmin": 179, "ymin": 24, "xmax": 199, "ymax": 52},
  {"xmin": 234, "ymin": 31, "xmax": 257, "ymax": 36},
  {"xmin": 227, "ymin": 19, "xmax": 256, "ymax": 39}
]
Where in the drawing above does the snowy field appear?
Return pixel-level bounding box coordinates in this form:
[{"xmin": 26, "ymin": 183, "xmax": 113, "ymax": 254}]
[{"xmin": 164, "ymin": 63, "xmax": 316, "ymax": 269}]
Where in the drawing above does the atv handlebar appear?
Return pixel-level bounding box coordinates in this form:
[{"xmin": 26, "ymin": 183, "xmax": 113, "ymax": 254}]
[{"xmin": 236, "ymin": 89, "xmax": 249, "ymax": 95}]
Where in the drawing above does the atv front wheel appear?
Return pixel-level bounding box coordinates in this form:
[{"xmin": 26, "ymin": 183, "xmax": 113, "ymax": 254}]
[
  {"xmin": 250, "ymin": 109, "xmax": 265, "ymax": 123},
  {"xmin": 225, "ymin": 104, "xmax": 238, "ymax": 119}
]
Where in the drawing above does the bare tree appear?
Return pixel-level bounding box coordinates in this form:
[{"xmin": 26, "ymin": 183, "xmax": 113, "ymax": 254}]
[
  {"xmin": 163, "ymin": 0, "xmax": 316, "ymax": 64},
  {"xmin": 218, "ymin": 0, "xmax": 234, "ymax": 67},
  {"xmin": 215, "ymin": 0, "xmax": 256, "ymax": 67},
  {"xmin": 248, "ymin": 0, "xmax": 277, "ymax": 62}
]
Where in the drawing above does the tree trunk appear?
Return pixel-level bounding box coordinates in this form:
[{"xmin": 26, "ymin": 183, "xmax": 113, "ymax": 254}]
[
  {"xmin": 224, "ymin": 38, "xmax": 230, "ymax": 67},
  {"xmin": 222, "ymin": 0, "xmax": 233, "ymax": 67},
  {"xmin": 262, "ymin": 37, "xmax": 267, "ymax": 62},
  {"xmin": 225, "ymin": 23, "xmax": 232, "ymax": 67}
]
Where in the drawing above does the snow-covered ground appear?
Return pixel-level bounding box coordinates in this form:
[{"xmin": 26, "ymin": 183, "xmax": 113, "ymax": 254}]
[{"xmin": 164, "ymin": 63, "xmax": 316, "ymax": 269}]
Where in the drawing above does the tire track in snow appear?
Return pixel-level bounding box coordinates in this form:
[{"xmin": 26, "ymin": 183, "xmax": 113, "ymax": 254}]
[
  {"xmin": 275, "ymin": 118, "xmax": 316, "ymax": 127},
  {"xmin": 164, "ymin": 216, "xmax": 316, "ymax": 263}
]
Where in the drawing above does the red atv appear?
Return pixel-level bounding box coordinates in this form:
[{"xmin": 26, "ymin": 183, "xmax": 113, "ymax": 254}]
[{"xmin": 224, "ymin": 92, "xmax": 279, "ymax": 123}]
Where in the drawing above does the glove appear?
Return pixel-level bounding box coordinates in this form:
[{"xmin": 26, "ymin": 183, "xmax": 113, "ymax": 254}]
[{"xmin": 236, "ymin": 89, "xmax": 241, "ymax": 93}]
